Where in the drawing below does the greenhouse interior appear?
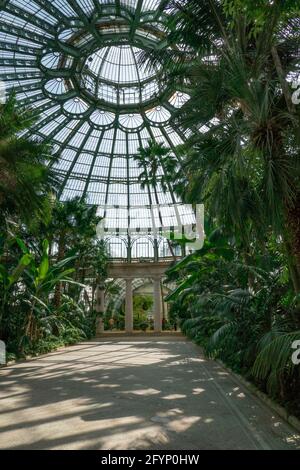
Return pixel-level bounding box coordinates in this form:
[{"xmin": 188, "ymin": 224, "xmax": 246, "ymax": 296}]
[{"xmin": 0, "ymin": 0, "xmax": 300, "ymax": 453}]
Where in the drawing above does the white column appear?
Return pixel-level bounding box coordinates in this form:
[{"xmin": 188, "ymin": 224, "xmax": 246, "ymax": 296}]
[
  {"xmin": 153, "ymin": 277, "xmax": 162, "ymax": 332},
  {"xmin": 125, "ymin": 278, "xmax": 133, "ymax": 333}
]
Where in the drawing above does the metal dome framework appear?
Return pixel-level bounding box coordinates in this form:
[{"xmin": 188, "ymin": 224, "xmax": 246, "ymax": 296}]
[{"xmin": 0, "ymin": 0, "xmax": 196, "ymax": 240}]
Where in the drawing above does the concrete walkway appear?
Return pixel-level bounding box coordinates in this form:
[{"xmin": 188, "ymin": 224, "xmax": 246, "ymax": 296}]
[{"xmin": 0, "ymin": 336, "xmax": 299, "ymax": 450}]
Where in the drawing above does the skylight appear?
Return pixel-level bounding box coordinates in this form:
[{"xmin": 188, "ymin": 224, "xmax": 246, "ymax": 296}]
[{"xmin": 0, "ymin": 0, "xmax": 193, "ymax": 231}]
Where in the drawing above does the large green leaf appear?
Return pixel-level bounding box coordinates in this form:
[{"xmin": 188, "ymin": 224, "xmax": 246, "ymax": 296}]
[
  {"xmin": 165, "ymin": 272, "xmax": 199, "ymax": 302},
  {"xmin": 51, "ymin": 256, "xmax": 77, "ymax": 272},
  {"xmin": 37, "ymin": 239, "xmax": 49, "ymax": 284},
  {"xmin": 12, "ymin": 237, "xmax": 29, "ymax": 254}
]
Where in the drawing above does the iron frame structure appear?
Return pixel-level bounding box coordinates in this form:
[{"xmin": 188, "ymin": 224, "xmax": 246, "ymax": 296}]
[{"xmin": 0, "ymin": 1, "xmax": 197, "ymax": 247}]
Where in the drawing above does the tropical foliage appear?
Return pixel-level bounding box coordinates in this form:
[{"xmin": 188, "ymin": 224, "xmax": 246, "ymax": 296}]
[
  {"xmin": 134, "ymin": 140, "xmax": 179, "ymax": 257},
  {"xmin": 153, "ymin": 0, "xmax": 300, "ymax": 415},
  {"xmin": 133, "ymin": 294, "xmax": 153, "ymax": 330},
  {"xmin": 0, "ymin": 94, "xmax": 58, "ymax": 227},
  {"xmin": 0, "ymin": 96, "xmax": 108, "ymax": 360}
]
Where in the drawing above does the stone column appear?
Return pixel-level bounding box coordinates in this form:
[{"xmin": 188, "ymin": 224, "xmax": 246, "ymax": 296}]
[
  {"xmin": 153, "ymin": 277, "xmax": 162, "ymax": 332},
  {"xmin": 127, "ymin": 238, "xmax": 132, "ymax": 263},
  {"xmin": 125, "ymin": 278, "xmax": 133, "ymax": 333}
]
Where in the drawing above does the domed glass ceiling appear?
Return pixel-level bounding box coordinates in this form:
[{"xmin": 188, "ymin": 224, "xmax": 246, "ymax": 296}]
[{"xmin": 0, "ymin": 0, "xmax": 195, "ymax": 232}]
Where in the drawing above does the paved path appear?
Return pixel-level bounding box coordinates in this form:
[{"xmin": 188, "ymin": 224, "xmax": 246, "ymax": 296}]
[{"xmin": 0, "ymin": 337, "xmax": 299, "ymax": 450}]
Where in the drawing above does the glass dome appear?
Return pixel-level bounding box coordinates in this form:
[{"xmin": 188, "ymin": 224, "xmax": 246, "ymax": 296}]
[
  {"xmin": 81, "ymin": 45, "xmax": 164, "ymax": 106},
  {"xmin": 0, "ymin": 0, "xmax": 193, "ymax": 233}
]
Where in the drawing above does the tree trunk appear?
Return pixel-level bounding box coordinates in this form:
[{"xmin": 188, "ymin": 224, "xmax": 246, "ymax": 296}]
[
  {"xmin": 20, "ymin": 302, "xmax": 36, "ymax": 352},
  {"xmin": 91, "ymin": 283, "xmax": 96, "ymax": 313},
  {"xmin": 285, "ymin": 194, "xmax": 300, "ymax": 295},
  {"xmin": 270, "ymin": 44, "xmax": 300, "ymax": 294},
  {"xmin": 271, "ymin": 45, "xmax": 296, "ymax": 114},
  {"xmin": 154, "ymin": 186, "xmax": 176, "ymax": 259}
]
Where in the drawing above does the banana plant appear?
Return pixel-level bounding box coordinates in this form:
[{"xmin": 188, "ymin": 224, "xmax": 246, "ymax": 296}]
[
  {"xmin": 0, "ymin": 237, "xmax": 33, "ymax": 327},
  {"xmin": 21, "ymin": 239, "xmax": 84, "ymax": 345}
]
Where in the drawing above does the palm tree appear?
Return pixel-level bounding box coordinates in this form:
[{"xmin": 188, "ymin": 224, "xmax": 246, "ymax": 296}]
[
  {"xmin": 49, "ymin": 197, "xmax": 99, "ymax": 259},
  {"xmin": 134, "ymin": 140, "xmax": 177, "ymax": 193},
  {"xmin": 134, "ymin": 140, "xmax": 178, "ymax": 257},
  {"xmin": 0, "ymin": 94, "xmax": 58, "ymax": 226}
]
